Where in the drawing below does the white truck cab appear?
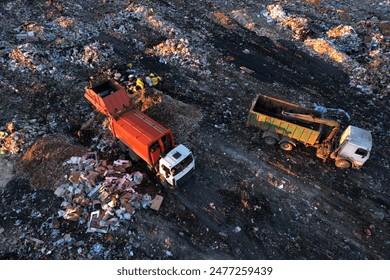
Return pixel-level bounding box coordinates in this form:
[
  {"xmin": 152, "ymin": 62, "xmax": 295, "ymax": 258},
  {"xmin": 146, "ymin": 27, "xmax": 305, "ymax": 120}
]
[
  {"xmin": 159, "ymin": 144, "xmax": 195, "ymax": 187},
  {"xmin": 336, "ymin": 125, "xmax": 372, "ymax": 169}
]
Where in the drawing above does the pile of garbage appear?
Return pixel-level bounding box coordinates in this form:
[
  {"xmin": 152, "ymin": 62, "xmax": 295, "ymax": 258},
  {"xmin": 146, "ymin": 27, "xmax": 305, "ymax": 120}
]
[
  {"xmin": 0, "ymin": 120, "xmax": 47, "ymax": 155},
  {"xmin": 8, "ymin": 43, "xmax": 49, "ymax": 72},
  {"xmin": 325, "ymin": 25, "xmax": 362, "ymax": 54},
  {"xmin": 69, "ymin": 41, "xmax": 115, "ymax": 68},
  {"xmin": 304, "ymin": 38, "xmax": 349, "ymax": 63},
  {"xmin": 265, "ymin": 4, "xmax": 309, "ymax": 40},
  {"xmin": 146, "ymin": 38, "xmax": 206, "ymax": 69},
  {"xmin": 55, "ymin": 153, "xmax": 159, "ymax": 234},
  {"xmin": 263, "ymin": 2, "xmax": 389, "ymax": 97}
]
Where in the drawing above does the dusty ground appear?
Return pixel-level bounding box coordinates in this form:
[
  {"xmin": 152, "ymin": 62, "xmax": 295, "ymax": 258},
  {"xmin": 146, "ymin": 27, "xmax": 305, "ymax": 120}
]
[{"xmin": 0, "ymin": 0, "xmax": 389, "ymax": 260}]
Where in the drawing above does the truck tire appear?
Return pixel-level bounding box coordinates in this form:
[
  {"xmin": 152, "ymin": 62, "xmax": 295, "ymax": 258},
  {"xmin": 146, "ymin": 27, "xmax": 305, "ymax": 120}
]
[
  {"xmin": 158, "ymin": 174, "xmax": 169, "ymax": 188},
  {"xmin": 128, "ymin": 149, "xmax": 141, "ymax": 162},
  {"xmin": 263, "ymin": 136, "xmax": 277, "ymax": 146},
  {"xmin": 335, "ymin": 159, "xmax": 351, "ymax": 169},
  {"xmin": 117, "ymin": 139, "xmax": 141, "ymax": 162},
  {"xmin": 279, "ymin": 142, "xmax": 294, "ymax": 151}
]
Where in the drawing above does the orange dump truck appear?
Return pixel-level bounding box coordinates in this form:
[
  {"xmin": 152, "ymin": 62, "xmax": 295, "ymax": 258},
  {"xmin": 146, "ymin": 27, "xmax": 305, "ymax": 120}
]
[
  {"xmin": 85, "ymin": 79, "xmax": 195, "ymax": 187},
  {"xmin": 247, "ymin": 94, "xmax": 372, "ymax": 169}
]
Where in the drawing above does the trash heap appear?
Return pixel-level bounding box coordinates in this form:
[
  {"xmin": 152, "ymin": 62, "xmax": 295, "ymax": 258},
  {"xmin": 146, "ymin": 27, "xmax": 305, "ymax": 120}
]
[
  {"xmin": 265, "ymin": 4, "xmax": 309, "ymax": 40},
  {"xmin": 264, "ymin": 2, "xmax": 389, "ymax": 97},
  {"xmin": 55, "ymin": 153, "xmax": 153, "ymax": 233},
  {"xmin": 0, "ymin": 120, "xmax": 47, "ymax": 155},
  {"xmin": 325, "ymin": 25, "xmax": 361, "ymax": 54},
  {"xmin": 146, "ymin": 38, "xmax": 206, "ymax": 69}
]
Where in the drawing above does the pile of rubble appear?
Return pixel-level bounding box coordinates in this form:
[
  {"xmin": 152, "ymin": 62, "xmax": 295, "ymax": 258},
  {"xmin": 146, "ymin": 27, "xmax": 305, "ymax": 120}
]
[
  {"xmin": 55, "ymin": 152, "xmax": 163, "ymax": 234},
  {"xmin": 0, "ymin": 120, "xmax": 47, "ymax": 155}
]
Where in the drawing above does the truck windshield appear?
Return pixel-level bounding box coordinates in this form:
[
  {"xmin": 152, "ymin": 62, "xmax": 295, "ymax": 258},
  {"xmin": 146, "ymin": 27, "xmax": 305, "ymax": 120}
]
[{"xmin": 171, "ymin": 154, "xmax": 193, "ymax": 174}]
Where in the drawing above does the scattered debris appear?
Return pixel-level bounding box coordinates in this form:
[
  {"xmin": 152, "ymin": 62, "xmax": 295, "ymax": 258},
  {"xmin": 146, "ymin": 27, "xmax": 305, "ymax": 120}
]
[
  {"xmin": 239, "ymin": 66, "xmax": 255, "ymax": 74},
  {"xmin": 326, "ymin": 25, "xmax": 356, "ymax": 38},
  {"xmin": 0, "ymin": 120, "xmax": 48, "ymax": 155},
  {"xmin": 15, "ymin": 31, "xmax": 38, "ymax": 42},
  {"xmin": 232, "ymin": 226, "xmax": 241, "ymax": 233}
]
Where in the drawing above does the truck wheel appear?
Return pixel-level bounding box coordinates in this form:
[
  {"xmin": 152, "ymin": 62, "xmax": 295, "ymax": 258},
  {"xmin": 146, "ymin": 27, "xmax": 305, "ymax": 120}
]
[
  {"xmin": 279, "ymin": 142, "xmax": 294, "ymax": 151},
  {"xmin": 335, "ymin": 159, "xmax": 351, "ymax": 169},
  {"xmin": 158, "ymin": 174, "xmax": 169, "ymax": 188},
  {"xmin": 128, "ymin": 148, "xmax": 141, "ymax": 162},
  {"xmin": 263, "ymin": 136, "xmax": 277, "ymax": 146},
  {"xmin": 117, "ymin": 140, "xmax": 128, "ymax": 153}
]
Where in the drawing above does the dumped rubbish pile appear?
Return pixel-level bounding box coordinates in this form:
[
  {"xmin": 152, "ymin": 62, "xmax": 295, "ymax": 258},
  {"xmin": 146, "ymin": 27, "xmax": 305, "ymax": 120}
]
[
  {"xmin": 7, "ymin": 40, "xmax": 114, "ymax": 75},
  {"xmin": 325, "ymin": 25, "xmax": 361, "ymax": 54},
  {"xmin": 304, "ymin": 38, "xmax": 349, "ymax": 63},
  {"xmin": 0, "ymin": 120, "xmax": 47, "ymax": 155},
  {"xmin": 55, "ymin": 152, "xmax": 156, "ymax": 234},
  {"xmin": 265, "ymin": 4, "xmax": 309, "ymax": 40},
  {"xmin": 146, "ymin": 38, "xmax": 207, "ymax": 69}
]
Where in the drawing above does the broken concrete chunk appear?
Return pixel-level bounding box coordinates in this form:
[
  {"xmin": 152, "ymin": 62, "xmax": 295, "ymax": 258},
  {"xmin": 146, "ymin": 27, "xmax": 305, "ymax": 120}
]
[
  {"xmin": 66, "ymin": 156, "xmax": 81, "ymax": 165},
  {"xmin": 54, "ymin": 184, "xmax": 67, "ymax": 197},
  {"xmin": 28, "ymin": 237, "xmax": 44, "ymax": 245},
  {"xmin": 87, "ymin": 184, "xmax": 103, "ymax": 198},
  {"xmin": 68, "ymin": 171, "xmax": 81, "ymax": 185},
  {"xmin": 141, "ymin": 194, "xmax": 152, "ymax": 208},
  {"xmin": 86, "ymin": 171, "xmax": 99, "ymax": 186},
  {"xmin": 150, "ymin": 195, "xmax": 164, "ymax": 211},
  {"xmin": 73, "ymin": 196, "xmax": 92, "ymax": 207}
]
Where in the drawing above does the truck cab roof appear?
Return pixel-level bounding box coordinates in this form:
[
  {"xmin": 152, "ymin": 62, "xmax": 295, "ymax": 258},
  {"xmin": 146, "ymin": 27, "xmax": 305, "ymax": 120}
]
[
  {"xmin": 341, "ymin": 125, "xmax": 372, "ymax": 150},
  {"xmin": 162, "ymin": 144, "xmax": 192, "ymax": 169}
]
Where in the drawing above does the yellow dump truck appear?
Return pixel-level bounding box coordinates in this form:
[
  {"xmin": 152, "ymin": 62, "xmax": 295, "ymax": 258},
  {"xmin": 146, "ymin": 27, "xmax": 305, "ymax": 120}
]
[{"xmin": 247, "ymin": 94, "xmax": 372, "ymax": 169}]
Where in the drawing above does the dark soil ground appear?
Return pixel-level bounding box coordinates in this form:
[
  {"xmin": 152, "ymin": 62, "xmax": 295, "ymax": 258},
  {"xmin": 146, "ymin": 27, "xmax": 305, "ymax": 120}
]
[{"xmin": 0, "ymin": 0, "xmax": 389, "ymax": 260}]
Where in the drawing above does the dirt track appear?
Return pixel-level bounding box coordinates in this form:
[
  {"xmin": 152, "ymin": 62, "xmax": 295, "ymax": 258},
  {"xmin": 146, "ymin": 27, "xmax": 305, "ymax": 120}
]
[{"xmin": 0, "ymin": 0, "xmax": 389, "ymax": 259}]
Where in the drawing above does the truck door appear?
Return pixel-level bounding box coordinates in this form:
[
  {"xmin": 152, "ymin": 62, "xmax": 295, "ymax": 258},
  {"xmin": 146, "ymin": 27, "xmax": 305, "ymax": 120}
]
[{"xmin": 149, "ymin": 141, "xmax": 161, "ymax": 164}]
